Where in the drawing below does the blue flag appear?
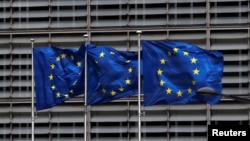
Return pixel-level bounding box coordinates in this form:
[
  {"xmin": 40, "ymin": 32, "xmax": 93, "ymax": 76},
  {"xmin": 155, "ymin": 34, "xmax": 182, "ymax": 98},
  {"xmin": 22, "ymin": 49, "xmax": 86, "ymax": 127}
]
[
  {"xmin": 33, "ymin": 45, "xmax": 85, "ymax": 111},
  {"xmin": 142, "ymin": 40, "xmax": 224, "ymax": 106},
  {"xmin": 86, "ymin": 43, "xmax": 138, "ymax": 105}
]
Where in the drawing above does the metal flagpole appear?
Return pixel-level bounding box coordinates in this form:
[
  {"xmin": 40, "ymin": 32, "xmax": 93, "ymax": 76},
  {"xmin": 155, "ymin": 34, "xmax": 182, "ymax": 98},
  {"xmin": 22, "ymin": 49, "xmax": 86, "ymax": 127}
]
[
  {"xmin": 83, "ymin": 34, "xmax": 89, "ymax": 141},
  {"xmin": 136, "ymin": 30, "xmax": 142, "ymax": 141},
  {"xmin": 30, "ymin": 38, "xmax": 35, "ymax": 141}
]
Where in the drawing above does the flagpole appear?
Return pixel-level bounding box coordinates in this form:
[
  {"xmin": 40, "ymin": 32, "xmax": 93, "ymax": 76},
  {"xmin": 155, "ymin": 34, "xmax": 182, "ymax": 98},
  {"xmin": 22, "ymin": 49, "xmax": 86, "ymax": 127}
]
[
  {"xmin": 136, "ymin": 30, "xmax": 142, "ymax": 141},
  {"xmin": 83, "ymin": 34, "xmax": 89, "ymax": 141},
  {"xmin": 30, "ymin": 38, "xmax": 35, "ymax": 141}
]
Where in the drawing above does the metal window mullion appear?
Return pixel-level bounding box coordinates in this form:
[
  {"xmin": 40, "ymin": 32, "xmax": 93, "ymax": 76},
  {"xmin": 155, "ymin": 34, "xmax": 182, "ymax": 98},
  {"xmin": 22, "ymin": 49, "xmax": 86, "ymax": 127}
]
[
  {"xmin": 190, "ymin": 2, "xmax": 193, "ymax": 24},
  {"xmin": 57, "ymin": 122, "xmax": 60, "ymax": 140},
  {"xmin": 86, "ymin": 105, "xmax": 91, "ymax": 141},
  {"xmin": 239, "ymin": 49, "xmax": 243, "ymax": 92},
  {"xmin": 174, "ymin": 2, "xmax": 177, "ymax": 25},
  {"xmin": 206, "ymin": 0, "xmax": 210, "ymax": 28},
  {"xmin": 238, "ymin": 1, "xmax": 242, "ymax": 23},
  {"xmin": 87, "ymin": 0, "xmax": 91, "ymax": 32},
  {"xmin": 127, "ymin": 101, "xmax": 130, "ymax": 141},
  {"xmin": 72, "ymin": 0, "xmax": 75, "ymax": 27},
  {"xmin": 166, "ymin": 1, "xmax": 169, "ymax": 28},
  {"xmin": 10, "ymin": 0, "xmax": 13, "ymax": 30},
  {"xmin": 126, "ymin": 31, "xmax": 129, "ymax": 51},
  {"xmin": 26, "ymin": 0, "xmax": 29, "ymax": 29},
  {"xmin": 49, "ymin": 0, "xmax": 51, "ymax": 29},
  {"xmin": 119, "ymin": 0, "xmax": 122, "ymax": 25},
  {"xmin": 57, "ymin": 2, "xmax": 60, "ymax": 28},
  {"xmin": 48, "ymin": 32, "xmax": 52, "ymax": 46},
  {"xmin": 206, "ymin": 104, "xmax": 211, "ymax": 141},
  {"xmin": 73, "ymin": 122, "xmax": 76, "ymax": 139},
  {"xmin": 49, "ymin": 111, "xmax": 52, "ymax": 141},
  {"xmin": 206, "ymin": 28, "xmax": 211, "ymax": 50},
  {"xmin": 126, "ymin": 0, "xmax": 129, "ymax": 27},
  {"xmin": 143, "ymin": 0, "xmax": 145, "ymax": 25},
  {"xmin": 167, "ymin": 105, "xmax": 170, "ymax": 141},
  {"xmin": 10, "ymin": 97, "xmax": 13, "ymax": 141}
]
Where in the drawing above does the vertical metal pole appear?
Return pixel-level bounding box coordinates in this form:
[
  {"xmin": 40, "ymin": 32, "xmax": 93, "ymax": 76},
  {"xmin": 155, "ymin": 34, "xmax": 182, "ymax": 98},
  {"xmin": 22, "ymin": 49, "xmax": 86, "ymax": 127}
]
[
  {"xmin": 30, "ymin": 38, "xmax": 35, "ymax": 141},
  {"xmin": 83, "ymin": 34, "xmax": 89, "ymax": 141},
  {"xmin": 136, "ymin": 30, "xmax": 142, "ymax": 141}
]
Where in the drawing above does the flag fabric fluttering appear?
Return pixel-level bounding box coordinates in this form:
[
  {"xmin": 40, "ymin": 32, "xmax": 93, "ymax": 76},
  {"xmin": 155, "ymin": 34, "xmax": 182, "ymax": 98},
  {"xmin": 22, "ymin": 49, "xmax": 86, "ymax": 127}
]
[
  {"xmin": 86, "ymin": 43, "xmax": 138, "ymax": 105},
  {"xmin": 142, "ymin": 40, "xmax": 224, "ymax": 106},
  {"xmin": 33, "ymin": 45, "xmax": 85, "ymax": 111}
]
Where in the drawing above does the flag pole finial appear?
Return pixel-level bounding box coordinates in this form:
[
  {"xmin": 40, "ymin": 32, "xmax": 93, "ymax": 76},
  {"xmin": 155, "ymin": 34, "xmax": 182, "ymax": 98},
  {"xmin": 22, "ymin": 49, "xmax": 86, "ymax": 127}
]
[
  {"xmin": 136, "ymin": 30, "xmax": 142, "ymax": 34},
  {"xmin": 30, "ymin": 38, "xmax": 35, "ymax": 43},
  {"xmin": 83, "ymin": 34, "xmax": 89, "ymax": 45}
]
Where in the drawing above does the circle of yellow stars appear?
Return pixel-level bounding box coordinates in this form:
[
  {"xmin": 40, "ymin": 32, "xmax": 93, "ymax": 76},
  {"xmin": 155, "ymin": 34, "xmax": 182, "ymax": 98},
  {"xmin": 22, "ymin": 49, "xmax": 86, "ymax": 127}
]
[
  {"xmin": 96, "ymin": 50, "xmax": 135, "ymax": 97},
  {"xmin": 48, "ymin": 51, "xmax": 82, "ymax": 99},
  {"xmin": 157, "ymin": 47, "xmax": 200, "ymax": 98}
]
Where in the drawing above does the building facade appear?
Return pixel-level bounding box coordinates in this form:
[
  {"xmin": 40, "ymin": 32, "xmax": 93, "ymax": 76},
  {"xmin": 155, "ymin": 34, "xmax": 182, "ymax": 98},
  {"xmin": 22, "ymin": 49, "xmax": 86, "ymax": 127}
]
[{"xmin": 0, "ymin": 0, "xmax": 249, "ymax": 140}]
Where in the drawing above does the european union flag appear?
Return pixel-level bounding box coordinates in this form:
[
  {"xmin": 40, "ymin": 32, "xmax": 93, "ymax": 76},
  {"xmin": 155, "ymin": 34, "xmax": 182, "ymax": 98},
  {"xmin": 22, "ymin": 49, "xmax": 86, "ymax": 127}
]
[
  {"xmin": 142, "ymin": 40, "xmax": 224, "ymax": 106},
  {"xmin": 86, "ymin": 43, "xmax": 138, "ymax": 105},
  {"xmin": 33, "ymin": 45, "xmax": 85, "ymax": 111}
]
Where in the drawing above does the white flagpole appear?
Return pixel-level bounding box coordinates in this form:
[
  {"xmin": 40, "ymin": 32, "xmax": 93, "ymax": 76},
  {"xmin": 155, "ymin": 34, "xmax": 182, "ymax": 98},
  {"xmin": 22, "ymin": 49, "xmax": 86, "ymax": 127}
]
[
  {"xmin": 136, "ymin": 30, "xmax": 142, "ymax": 141},
  {"xmin": 83, "ymin": 34, "xmax": 89, "ymax": 141},
  {"xmin": 30, "ymin": 38, "xmax": 35, "ymax": 141}
]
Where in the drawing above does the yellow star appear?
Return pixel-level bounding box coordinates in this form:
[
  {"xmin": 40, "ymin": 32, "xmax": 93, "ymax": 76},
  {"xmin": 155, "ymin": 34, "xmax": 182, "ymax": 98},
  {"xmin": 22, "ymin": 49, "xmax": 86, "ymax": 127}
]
[
  {"xmin": 160, "ymin": 58, "xmax": 166, "ymax": 64},
  {"xmin": 73, "ymin": 81, "xmax": 77, "ymax": 86},
  {"xmin": 78, "ymin": 72, "xmax": 81, "ymax": 76},
  {"xmin": 166, "ymin": 88, "xmax": 172, "ymax": 94},
  {"xmin": 110, "ymin": 51, "xmax": 115, "ymax": 55},
  {"xmin": 102, "ymin": 88, "xmax": 107, "ymax": 94},
  {"xmin": 192, "ymin": 80, "xmax": 196, "ymax": 85},
  {"xmin": 77, "ymin": 61, "xmax": 81, "ymax": 67},
  {"xmin": 168, "ymin": 51, "xmax": 172, "ymax": 56},
  {"xmin": 128, "ymin": 67, "xmax": 133, "ymax": 73},
  {"xmin": 100, "ymin": 51, "xmax": 105, "ymax": 57},
  {"xmin": 119, "ymin": 87, "xmax": 124, "ymax": 92},
  {"xmin": 173, "ymin": 48, "xmax": 179, "ymax": 53},
  {"xmin": 70, "ymin": 89, "xmax": 74, "ymax": 94},
  {"xmin": 126, "ymin": 60, "xmax": 131, "ymax": 63},
  {"xmin": 64, "ymin": 94, "xmax": 69, "ymax": 98},
  {"xmin": 51, "ymin": 85, "xmax": 56, "ymax": 90},
  {"xmin": 183, "ymin": 51, "xmax": 189, "ymax": 56},
  {"xmin": 191, "ymin": 57, "xmax": 197, "ymax": 64},
  {"xmin": 176, "ymin": 90, "xmax": 183, "ymax": 97},
  {"xmin": 157, "ymin": 69, "xmax": 163, "ymax": 75},
  {"xmin": 125, "ymin": 78, "xmax": 131, "ymax": 85},
  {"xmin": 71, "ymin": 55, "xmax": 74, "ymax": 60},
  {"xmin": 61, "ymin": 53, "xmax": 66, "ymax": 58},
  {"xmin": 111, "ymin": 90, "xmax": 116, "ymax": 96},
  {"xmin": 187, "ymin": 87, "xmax": 192, "ymax": 94},
  {"xmin": 56, "ymin": 92, "xmax": 61, "ymax": 98},
  {"xmin": 48, "ymin": 74, "xmax": 54, "ymax": 80},
  {"xmin": 193, "ymin": 68, "xmax": 200, "ymax": 75},
  {"xmin": 159, "ymin": 80, "xmax": 165, "ymax": 86},
  {"xmin": 56, "ymin": 56, "xmax": 61, "ymax": 61},
  {"xmin": 50, "ymin": 64, "xmax": 55, "ymax": 69}
]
